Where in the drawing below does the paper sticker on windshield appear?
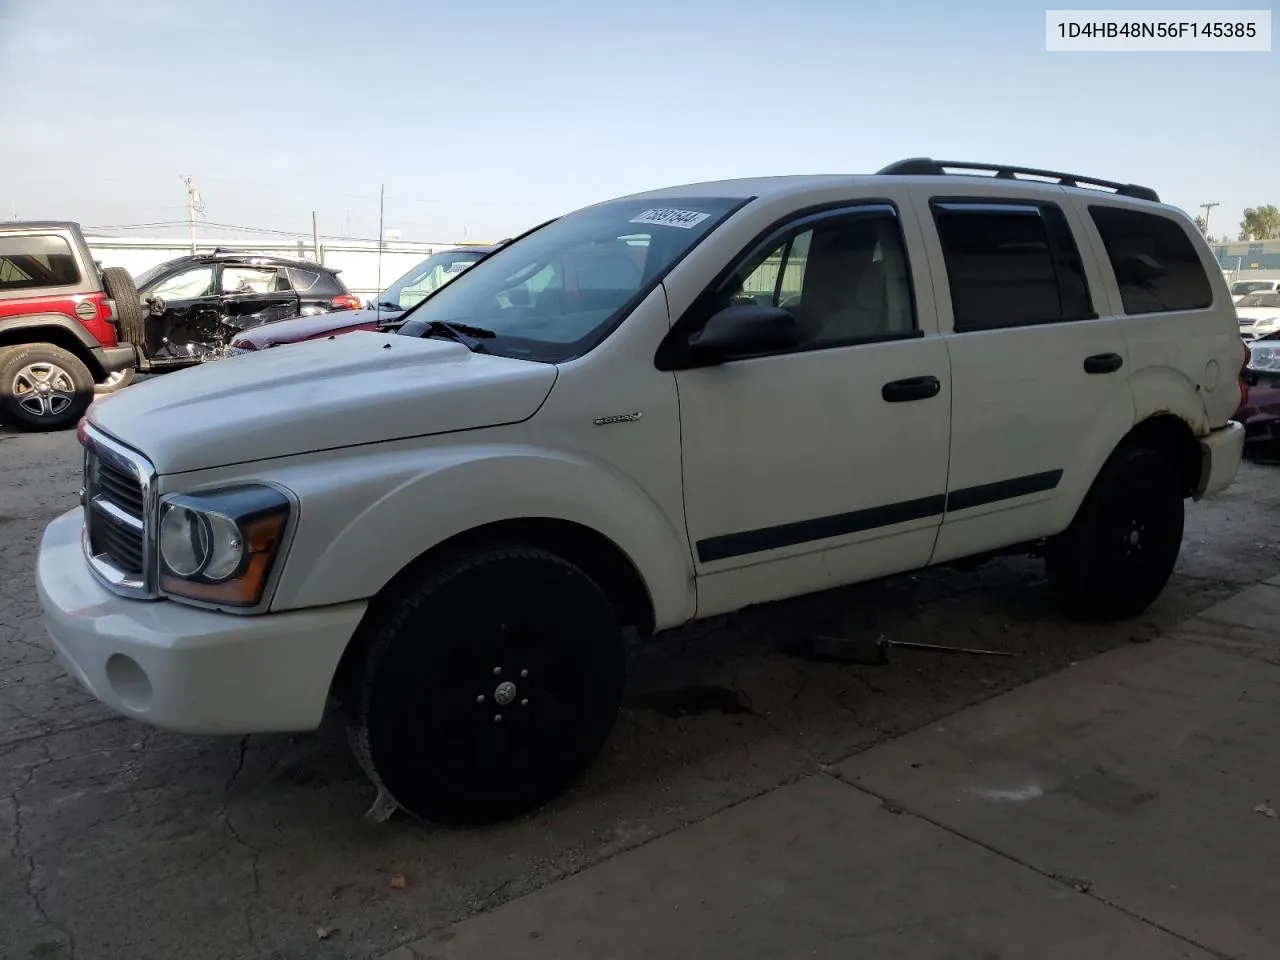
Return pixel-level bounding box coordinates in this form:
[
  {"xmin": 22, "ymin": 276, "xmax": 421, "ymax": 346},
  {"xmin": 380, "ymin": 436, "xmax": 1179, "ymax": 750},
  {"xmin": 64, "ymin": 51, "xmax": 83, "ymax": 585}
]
[{"xmin": 629, "ymin": 208, "xmax": 710, "ymax": 229}]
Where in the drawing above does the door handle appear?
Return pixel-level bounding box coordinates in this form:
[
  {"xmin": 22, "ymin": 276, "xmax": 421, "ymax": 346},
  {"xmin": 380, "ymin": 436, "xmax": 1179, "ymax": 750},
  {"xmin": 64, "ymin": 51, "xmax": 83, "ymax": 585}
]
[
  {"xmin": 1084, "ymin": 353, "xmax": 1124, "ymax": 374},
  {"xmin": 882, "ymin": 375, "xmax": 941, "ymax": 403}
]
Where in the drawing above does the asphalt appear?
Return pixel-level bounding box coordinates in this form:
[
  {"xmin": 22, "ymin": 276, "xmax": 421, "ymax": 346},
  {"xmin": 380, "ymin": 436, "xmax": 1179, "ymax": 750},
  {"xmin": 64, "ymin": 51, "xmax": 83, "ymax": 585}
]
[
  {"xmin": 2, "ymin": 418, "xmax": 1279, "ymax": 960},
  {"xmin": 385, "ymin": 580, "xmax": 1280, "ymax": 960}
]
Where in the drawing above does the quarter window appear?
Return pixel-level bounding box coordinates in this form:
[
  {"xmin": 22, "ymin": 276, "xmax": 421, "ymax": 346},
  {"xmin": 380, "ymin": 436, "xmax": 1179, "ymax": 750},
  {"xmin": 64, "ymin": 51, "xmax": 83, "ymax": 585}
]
[
  {"xmin": 0, "ymin": 235, "xmax": 81, "ymax": 290},
  {"xmin": 1089, "ymin": 206, "xmax": 1213, "ymax": 314},
  {"xmin": 932, "ymin": 202, "xmax": 1093, "ymax": 331},
  {"xmin": 722, "ymin": 207, "xmax": 916, "ymax": 347}
]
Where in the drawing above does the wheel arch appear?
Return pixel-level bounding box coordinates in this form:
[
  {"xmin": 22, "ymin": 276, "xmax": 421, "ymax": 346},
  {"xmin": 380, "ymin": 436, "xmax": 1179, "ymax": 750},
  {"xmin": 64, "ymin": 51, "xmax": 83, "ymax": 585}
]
[
  {"xmin": 328, "ymin": 516, "xmax": 656, "ymax": 719},
  {"xmin": 0, "ymin": 316, "xmax": 106, "ymax": 379},
  {"xmin": 1117, "ymin": 412, "xmax": 1202, "ymax": 498}
]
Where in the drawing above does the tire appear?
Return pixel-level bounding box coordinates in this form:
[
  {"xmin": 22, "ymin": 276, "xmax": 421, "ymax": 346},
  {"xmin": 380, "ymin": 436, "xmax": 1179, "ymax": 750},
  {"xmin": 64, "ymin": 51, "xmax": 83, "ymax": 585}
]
[
  {"xmin": 101, "ymin": 266, "xmax": 145, "ymax": 349},
  {"xmin": 347, "ymin": 546, "xmax": 626, "ymax": 825},
  {"xmin": 0, "ymin": 343, "xmax": 95, "ymax": 432},
  {"xmin": 94, "ymin": 367, "xmax": 136, "ymax": 394},
  {"xmin": 1046, "ymin": 447, "xmax": 1184, "ymax": 621}
]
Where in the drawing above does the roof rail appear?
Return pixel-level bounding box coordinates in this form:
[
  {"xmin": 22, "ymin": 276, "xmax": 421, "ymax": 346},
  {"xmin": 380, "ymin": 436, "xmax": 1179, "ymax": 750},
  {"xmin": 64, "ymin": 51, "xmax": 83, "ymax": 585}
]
[{"xmin": 877, "ymin": 157, "xmax": 1160, "ymax": 203}]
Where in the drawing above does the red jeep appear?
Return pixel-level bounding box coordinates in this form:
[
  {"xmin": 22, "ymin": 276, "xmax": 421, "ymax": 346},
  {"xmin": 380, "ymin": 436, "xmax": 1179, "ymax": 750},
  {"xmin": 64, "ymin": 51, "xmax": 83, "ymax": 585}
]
[{"xmin": 0, "ymin": 221, "xmax": 141, "ymax": 431}]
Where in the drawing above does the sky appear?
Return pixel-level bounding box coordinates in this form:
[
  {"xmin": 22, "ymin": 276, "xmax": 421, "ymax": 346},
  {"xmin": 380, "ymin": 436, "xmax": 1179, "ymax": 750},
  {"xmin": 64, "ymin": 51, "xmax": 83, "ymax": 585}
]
[{"xmin": 0, "ymin": 0, "xmax": 1274, "ymax": 245}]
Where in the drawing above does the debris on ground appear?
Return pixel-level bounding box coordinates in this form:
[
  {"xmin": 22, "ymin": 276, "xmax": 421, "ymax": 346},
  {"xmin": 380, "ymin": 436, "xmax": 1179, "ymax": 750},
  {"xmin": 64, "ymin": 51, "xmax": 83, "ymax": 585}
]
[
  {"xmin": 365, "ymin": 786, "xmax": 399, "ymax": 824},
  {"xmin": 807, "ymin": 633, "xmax": 1015, "ymax": 665},
  {"xmin": 1253, "ymin": 803, "xmax": 1278, "ymax": 819},
  {"xmin": 389, "ymin": 874, "xmax": 407, "ymax": 890},
  {"xmin": 316, "ymin": 927, "xmax": 337, "ymax": 940}
]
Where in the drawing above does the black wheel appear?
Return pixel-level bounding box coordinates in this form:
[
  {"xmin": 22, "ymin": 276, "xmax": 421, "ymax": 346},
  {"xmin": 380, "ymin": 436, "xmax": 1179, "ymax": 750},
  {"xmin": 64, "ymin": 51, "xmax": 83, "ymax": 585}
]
[
  {"xmin": 94, "ymin": 367, "xmax": 136, "ymax": 394},
  {"xmin": 347, "ymin": 546, "xmax": 625, "ymax": 825},
  {"xmin": 1046, "ymin": 447, "xmax": 1184, "ymax": 621},
  {"xmin": 0, "ymin": 343, "xmax": 95, "ymax": 431},
  {"xmin": 101, "ymin": 266, "xmax": 145, "ymax": 350}
]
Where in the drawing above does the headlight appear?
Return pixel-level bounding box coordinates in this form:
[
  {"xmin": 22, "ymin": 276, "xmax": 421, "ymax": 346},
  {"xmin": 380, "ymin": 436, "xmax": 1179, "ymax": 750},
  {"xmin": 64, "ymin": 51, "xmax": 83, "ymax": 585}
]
[{"xmin": 158, "ymin": 484, "xmax": 291, "ymax": 607}]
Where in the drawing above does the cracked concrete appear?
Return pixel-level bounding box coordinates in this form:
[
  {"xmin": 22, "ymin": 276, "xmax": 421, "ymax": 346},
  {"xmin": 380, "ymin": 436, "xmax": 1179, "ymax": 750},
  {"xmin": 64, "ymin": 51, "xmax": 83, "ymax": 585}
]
[{"xmin": 2, "ymin": 421, "xmax": 1278, "ymax": 960}]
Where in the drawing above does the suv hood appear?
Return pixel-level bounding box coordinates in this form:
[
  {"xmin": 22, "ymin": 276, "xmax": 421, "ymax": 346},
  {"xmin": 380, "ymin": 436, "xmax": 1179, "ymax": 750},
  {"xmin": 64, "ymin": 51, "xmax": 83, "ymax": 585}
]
[
  {"xmin": 230, "ymin": 306, "xmax": 387, "ymax": 348},
  {"xmin": 88, "ymin": 332, "xmax": 557, "ymax": 474}
]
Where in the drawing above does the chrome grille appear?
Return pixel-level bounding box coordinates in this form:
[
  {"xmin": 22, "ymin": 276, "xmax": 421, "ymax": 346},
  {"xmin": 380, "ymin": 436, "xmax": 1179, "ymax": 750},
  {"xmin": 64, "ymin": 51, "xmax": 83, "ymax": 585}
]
[{"xmin": 82, "ymin": 425, "xmax": 158, "ymax": 598}]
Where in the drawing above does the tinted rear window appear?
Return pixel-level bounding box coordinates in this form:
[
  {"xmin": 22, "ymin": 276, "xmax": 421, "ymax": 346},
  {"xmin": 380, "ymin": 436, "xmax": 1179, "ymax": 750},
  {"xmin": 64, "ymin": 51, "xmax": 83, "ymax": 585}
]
[
  {"xmin": 1089, "ymin": 207, "xmax": 1213, "ymax": 315},
  {"xmin": 288, "ymin": 267, "xmax": 321, "ymax": 291},
  {"xmin": 0, "ymin": 235, "xmax": 81, "ymax": 290}
]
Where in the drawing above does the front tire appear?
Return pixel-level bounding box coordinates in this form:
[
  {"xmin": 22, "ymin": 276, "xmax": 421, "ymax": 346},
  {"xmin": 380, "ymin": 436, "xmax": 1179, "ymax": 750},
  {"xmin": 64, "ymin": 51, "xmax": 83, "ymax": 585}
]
[
  {"xmin": 0, "ymin": 344, "xmax": 95, "ymax": 431},
  {"xmin": 1046, "ymin": 447, "xmax": 1184, "ymax": 621},
  {"xmin": 347, "ymin": 546, "xmax": 625, "ymax": 825}
]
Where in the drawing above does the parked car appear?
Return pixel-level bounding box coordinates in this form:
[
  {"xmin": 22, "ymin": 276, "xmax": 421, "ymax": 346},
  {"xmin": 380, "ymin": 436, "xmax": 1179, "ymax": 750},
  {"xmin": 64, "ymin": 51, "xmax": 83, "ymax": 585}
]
[
  {"xmin": 127, "ymin": 251, "xmax": 360, "ymax": 374},
  {"xmin": 1235, "ymin": 291, "xmax": 1280, "ymax": 340},
  {"xmin": 0, "ymin": 220, "xmax": 139, "ymax": 430},
  {"xmin": 1232, "ymin": 278, "xmax": 1280, "ymax": 304},
  {"xmin": 39, "ymin": 158, "xmax": 1246, "ymax": 826},
  {"xmin": 1240, "ymin": 333, "xmax": 1280, "ymax": 460},
  {"xmin": 224, "ymin": 245, "xmax": 498, "ymax": 354}
]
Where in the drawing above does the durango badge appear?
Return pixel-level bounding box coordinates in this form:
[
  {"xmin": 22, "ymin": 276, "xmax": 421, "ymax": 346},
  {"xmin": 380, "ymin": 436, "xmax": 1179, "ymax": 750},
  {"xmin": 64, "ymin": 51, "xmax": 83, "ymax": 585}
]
[{"xmin": 592, "ymin": 412, "xmax": 643, "ymax": 426}]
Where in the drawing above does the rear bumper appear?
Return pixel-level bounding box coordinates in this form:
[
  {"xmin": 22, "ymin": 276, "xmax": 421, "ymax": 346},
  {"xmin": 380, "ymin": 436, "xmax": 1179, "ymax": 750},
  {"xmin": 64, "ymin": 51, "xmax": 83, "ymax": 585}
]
[
  {"xmin": 93, "ymin": 344, "xmax": 136, "ymax": 374},
  {"xmin": 1196, "ymin": 421, "xmax": 1245, "ymax": 499}
]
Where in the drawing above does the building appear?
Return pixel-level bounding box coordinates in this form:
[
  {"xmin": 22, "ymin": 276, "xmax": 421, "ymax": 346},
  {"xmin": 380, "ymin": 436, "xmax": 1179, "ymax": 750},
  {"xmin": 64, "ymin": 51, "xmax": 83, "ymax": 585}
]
[{"xmin": 1213, "ymin": 238, "xmax": 1280, "ymax": 274}]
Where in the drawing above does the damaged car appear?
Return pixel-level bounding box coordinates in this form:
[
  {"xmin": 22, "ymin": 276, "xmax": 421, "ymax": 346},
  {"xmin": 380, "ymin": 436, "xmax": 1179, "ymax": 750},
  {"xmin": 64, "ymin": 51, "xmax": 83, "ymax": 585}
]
[
  {"xmin": 127, "ymin": 252, "xmax": 360, "ymax": 377},
  {"xmin": 225, "ymin": 244, "xmax": 499, "ymax": 354},
  {"xmin": 1241, "ymin": 334, "xmax": 1280, "ymax": 462}
]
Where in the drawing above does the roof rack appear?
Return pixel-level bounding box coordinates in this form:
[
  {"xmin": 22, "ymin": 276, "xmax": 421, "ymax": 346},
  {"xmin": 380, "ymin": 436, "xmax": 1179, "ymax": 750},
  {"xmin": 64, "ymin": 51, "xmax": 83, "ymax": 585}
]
[{"xmin": 877, "ymin": 157, "xmax": 1160, "ymax": 203}]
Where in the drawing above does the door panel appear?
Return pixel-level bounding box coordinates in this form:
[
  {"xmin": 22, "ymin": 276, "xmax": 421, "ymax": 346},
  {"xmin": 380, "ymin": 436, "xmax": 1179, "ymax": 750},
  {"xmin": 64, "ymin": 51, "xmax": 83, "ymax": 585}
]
[
  {"xmin": 671, "ymin": 202, "xmax": 953, "ymax": 617},
  {"xmin": 917, "ymin": 194, "xmax": 1135, "ymax": 563}
]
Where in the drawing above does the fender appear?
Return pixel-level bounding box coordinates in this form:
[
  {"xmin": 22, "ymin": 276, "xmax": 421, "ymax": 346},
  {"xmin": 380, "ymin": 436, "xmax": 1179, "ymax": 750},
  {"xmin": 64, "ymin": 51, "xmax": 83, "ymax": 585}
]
[
  {"xmin": 1126, "ymin": 364, "xmax": 1212, "ymax": 436},
  {"xmin": 0, "ymin": 311, "xmax": 102, "ymax": 350},
  {"xmin": 262, "ymin": 441, "xmax": 697, "ymax": 629},
  {"xmin": 1043, "ymin": 365, "xmax": 1207, "ymax": 533}
]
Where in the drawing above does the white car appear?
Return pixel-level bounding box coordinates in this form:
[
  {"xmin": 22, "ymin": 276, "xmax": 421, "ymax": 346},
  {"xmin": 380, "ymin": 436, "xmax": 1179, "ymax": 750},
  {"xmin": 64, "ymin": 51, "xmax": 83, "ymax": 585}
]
[
  {"xmin": 1236, "ymin": 292, "xmax": 1280, "ymax": 340},
  {"xmin": 37, "ymin": 158, "xmax": 1247, "ymax": 825},
  {"xmin": 1232, "ymin": 278, "xmax": 1280, "ymax": 304}
]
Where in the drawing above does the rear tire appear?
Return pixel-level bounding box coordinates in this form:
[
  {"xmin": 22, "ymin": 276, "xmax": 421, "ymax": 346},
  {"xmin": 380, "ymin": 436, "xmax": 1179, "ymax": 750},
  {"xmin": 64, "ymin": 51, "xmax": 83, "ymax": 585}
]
[
  {"xmin": 0, "ymin": 343, "xmax": 95, "ymax": 432},
  {"xmin": 101, "ymin": 266, "xmax": 145, "ymax": 350},
  {"xmin": 1046, "ymin": 447, "xmax": 1184, "ymax": 621},
  {"xmin": 347, "ymin": 546, "xmax": 626, "ymax": 825}
]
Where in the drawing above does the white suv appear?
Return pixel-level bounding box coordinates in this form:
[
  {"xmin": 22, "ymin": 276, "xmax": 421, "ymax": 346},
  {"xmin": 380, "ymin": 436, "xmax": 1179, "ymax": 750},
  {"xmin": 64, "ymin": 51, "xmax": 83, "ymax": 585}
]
[{"xmin": 37, "ymin": 158, "xmax": 1247, "ymax": 825}]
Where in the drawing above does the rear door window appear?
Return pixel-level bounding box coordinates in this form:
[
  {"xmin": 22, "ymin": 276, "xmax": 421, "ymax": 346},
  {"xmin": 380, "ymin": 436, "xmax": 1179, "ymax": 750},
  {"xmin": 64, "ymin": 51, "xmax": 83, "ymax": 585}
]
[
  {"xmin": 0, "ymin": 235, "xmax": 81, "ymax": 290},
  {"xmin": 1089, "ymin": 206, "xmax": 1213, "ymax": 314},
  {"xmin": 930, "ymin": 201, "xmax": 1093, "ymax": 331},
  {"xmin": 221, "ymin": 266, "xmax": 287, "ymax": 294}
]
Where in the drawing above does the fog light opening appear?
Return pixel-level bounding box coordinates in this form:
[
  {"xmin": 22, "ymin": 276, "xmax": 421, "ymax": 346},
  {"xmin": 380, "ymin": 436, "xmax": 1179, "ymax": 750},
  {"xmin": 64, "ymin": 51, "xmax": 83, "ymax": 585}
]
[{"xmin": 105, "ymin": 654, "xmax": 153, "ymax": 712}]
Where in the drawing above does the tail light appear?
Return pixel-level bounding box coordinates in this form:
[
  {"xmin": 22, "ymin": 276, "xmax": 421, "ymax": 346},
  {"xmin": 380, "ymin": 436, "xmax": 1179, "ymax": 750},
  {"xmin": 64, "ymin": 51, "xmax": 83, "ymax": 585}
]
[{"xmin": 331, "ymin": 295, "xmax": 362, "ymax": 311}]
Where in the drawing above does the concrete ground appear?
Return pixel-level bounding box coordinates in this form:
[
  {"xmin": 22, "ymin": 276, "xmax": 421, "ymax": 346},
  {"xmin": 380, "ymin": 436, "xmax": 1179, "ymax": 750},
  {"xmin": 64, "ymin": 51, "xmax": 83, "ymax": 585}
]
[{"xmin": 2, "ymin": 419, "xmax": 1278, "ymax": 960}]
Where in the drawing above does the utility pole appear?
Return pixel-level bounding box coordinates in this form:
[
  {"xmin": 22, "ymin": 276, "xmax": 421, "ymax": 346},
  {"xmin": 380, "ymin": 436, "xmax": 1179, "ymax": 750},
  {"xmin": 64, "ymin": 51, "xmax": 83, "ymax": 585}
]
[
  {"xmin": 1200, "ymin": 201, "xmax": 1220, "ymax": 239},
  {"xmin": 312, "ymin": 211, "xmax": 321, "ymax": 264},
  {"xmin": 182, "ymin": 176, "xmax": 204, "ymax": 253}
]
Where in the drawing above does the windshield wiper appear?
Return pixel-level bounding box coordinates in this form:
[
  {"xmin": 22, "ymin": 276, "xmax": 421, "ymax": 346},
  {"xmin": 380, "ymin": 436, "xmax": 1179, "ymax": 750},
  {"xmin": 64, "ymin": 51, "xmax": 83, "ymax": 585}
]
[{"xmin": 421, "ymin": 319, "xmax": 496, "ymax": 352}]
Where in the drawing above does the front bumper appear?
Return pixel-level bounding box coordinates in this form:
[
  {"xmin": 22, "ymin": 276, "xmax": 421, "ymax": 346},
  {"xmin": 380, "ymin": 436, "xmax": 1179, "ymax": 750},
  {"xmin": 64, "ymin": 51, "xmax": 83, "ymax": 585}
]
[
  {"xmin": 1196, "ymin": 420, "xmax": 1245, "ymax": 499},
  {"xmin": 36, "ymin": 509, "xmax": 367, "ymax": 734}
]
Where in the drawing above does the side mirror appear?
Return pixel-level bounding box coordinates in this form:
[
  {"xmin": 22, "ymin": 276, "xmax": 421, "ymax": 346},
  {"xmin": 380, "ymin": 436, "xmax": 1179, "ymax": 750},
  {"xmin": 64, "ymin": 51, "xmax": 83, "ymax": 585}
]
[{"xmin": 687, "ymin": 304, "xmax": 801, "ymax": 363}]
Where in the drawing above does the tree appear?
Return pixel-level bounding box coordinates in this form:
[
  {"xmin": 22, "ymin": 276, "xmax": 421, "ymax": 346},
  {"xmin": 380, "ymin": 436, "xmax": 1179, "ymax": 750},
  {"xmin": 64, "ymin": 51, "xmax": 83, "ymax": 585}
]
[
  {"xmin": 1240, "ymin": 205, "xmax": 1280, "ymax": 241},
  {"xmin": 1194, "ymin": 214, "xmax": 1209, "ymax": 235}
]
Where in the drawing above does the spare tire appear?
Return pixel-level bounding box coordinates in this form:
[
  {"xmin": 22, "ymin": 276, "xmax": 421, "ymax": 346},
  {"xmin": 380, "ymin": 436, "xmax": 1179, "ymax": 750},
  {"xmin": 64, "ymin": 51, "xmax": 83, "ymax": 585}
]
[{"xmin": 101, "ymin": 266, "xmax": 145, "ymax": 350}]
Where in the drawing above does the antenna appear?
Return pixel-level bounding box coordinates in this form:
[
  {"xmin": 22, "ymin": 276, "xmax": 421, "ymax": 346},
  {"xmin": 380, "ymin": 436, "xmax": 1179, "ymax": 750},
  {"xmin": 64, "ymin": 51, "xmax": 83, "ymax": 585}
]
[{"xmin": 376, "ymin": 183, "xmax": 384, "ymax": 324}]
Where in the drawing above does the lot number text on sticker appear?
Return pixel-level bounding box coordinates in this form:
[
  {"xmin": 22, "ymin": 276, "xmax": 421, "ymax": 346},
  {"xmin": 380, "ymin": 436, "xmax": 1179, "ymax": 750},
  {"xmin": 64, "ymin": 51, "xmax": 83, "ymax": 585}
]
[{"xmin": 629, "ymin": 208, "xmax": 710, "ymax": 229}]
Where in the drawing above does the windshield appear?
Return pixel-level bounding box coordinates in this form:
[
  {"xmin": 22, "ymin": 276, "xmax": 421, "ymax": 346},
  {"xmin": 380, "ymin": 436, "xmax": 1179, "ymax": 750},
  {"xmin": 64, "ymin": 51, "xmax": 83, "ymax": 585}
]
[
  {"xmin": 1233, "ymin": 281, "xmax": 1276, "ymax": 296},
  {"xmin": 376, "ymin": 249, "xmax": 490, "ymax": 310},
  {"xmin": 397, "ymin": 196, "xmax": 746, "ymax": 361},
  {"xmin": 133, "ymin": 259, "xmax": 185, "ymax": 291},
  {"xmin": 1238, "ymin": 293, "xmax": 1280, "ymax": 309}
]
